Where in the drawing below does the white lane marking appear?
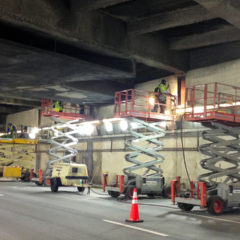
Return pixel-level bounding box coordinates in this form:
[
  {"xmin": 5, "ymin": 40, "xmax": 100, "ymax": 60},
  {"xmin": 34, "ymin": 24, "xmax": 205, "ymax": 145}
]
[
  {"xmin": 103, "ymin": 219, "xmax": 168, "ymax": 237},
  {"xmin": 179, "ymin": 212, "xmax": 240, "ymax": 225},
  {"xmin": 0, "ymin": 194, "xmax": 4, "ymax": 197}
]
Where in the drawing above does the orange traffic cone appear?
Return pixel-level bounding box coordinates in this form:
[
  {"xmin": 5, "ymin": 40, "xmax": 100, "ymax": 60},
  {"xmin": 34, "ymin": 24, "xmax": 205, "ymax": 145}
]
[{"xmin": 126, "ymin": 188, "xmax": 143, "ymax": 223}]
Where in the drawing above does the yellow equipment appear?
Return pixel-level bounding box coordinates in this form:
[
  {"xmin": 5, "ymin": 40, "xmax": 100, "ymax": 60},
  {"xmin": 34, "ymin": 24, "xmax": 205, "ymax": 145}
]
[
  {"xmin": 50, "ymin": 162, "xmax": 89, "ymax": 192},
  {"xmin": 0, "ymin": 138, "xmax": 38, "ymax": 180},
  {"xmin": 3, "ymin": 166, "xmax": 21, "ymax": 178}
]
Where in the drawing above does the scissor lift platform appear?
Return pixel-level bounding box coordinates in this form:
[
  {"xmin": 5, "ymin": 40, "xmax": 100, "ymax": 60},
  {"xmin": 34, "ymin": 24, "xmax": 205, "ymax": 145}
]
[
  {"xmin": 114, "ymin": 89, "xmax": 176, "ymax": 122},
  {"xmin": 172, "ymin": 82, "xmax": 240, "ymax": 214},
  {"xmin": 104, "ymin": 89, "xmax": 176, "ymax": 198},
  {"xmin": 184, "ymin": 82, "xmax": 240, "ymax": 124},
  {"xmin": 36, "ymin": 99, "xmax": 91, "ymax": 185},
  {"xmin": 41, "ymin": 99, "xmax": 87, "ymax": 120}
]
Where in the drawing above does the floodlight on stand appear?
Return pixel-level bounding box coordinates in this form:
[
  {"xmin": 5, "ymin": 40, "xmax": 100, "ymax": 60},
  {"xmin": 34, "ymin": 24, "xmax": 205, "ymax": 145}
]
[{"xmin": 120, "ymin": 119, "xmax": 128, "ymax": 131}]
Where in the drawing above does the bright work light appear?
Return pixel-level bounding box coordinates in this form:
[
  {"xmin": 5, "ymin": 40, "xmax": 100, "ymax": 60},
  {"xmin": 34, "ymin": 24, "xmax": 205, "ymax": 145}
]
[
  {"xmin": 84, "ymin": 123, "xmax": 95, "ymax": 136},
  {"xmin": 149, "ymin": 96, "xmax": 155, "ymax": 106},
  {"xmin": 120, "ymin": 119, "xmax": 128, "ymax": 131},
  {"xmin": 105, "ymin": 122, "xmax": 113, "ymax": 132}
]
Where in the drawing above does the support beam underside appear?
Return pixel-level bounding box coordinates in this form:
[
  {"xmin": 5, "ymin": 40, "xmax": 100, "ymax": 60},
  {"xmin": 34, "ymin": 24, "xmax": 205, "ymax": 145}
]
[
  {"xmin": 195, "ymin": 0, "xmax": 240, "ymax": 29},
  {"xmin": 128, "ymin": 5, "xmax": 216, "ymax": 34},
  {"xmin": 171, "ymin": 26, "xmax": 240, "ymax": 50}
]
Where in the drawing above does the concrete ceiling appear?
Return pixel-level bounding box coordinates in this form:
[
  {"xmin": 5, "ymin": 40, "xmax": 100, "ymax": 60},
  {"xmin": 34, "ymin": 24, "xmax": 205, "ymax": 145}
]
[{"xmin": 0, "ymin": 0, "xmax": 240, "ymax": 127}]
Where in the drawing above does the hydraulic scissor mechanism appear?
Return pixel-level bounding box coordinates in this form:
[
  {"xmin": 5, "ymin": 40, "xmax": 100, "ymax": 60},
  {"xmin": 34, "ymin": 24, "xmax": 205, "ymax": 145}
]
[
  {"xmin": 199, "ymin": 122, "xmax": 240, "ymax": 187},
  {"xmin": 44, "ymin": 117, "xmax": 80, "ymax": 178},
  {"xmin": 124, "ymin": 117, "xmax": 166, "ymax": 180}
]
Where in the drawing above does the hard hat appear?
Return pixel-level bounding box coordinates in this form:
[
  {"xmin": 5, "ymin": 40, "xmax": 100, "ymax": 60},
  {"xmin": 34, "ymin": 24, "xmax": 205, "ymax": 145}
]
[{"xmin": 161, "ymin": 79, "xmax": 166, "ymax": 85}]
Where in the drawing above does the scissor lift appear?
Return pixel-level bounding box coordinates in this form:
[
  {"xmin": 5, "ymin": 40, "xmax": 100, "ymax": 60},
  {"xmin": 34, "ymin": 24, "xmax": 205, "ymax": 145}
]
[
  {"xmin": 103, "ymin": 89, "xmax": 176, "ymax": 198},
  {"xmin": 31, "ymin": 100, "xmax": 89, "ymax": 185},
  {"xmin": 172, "ymin": 82, "xmax": 240, "ymax": 214}
]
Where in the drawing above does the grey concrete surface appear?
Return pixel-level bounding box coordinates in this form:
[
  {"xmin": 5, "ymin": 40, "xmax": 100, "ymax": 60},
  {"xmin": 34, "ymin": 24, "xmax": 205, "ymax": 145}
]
[{"xmin": 0, "ymin": 182, "xmax": 240, "ymax": 240}]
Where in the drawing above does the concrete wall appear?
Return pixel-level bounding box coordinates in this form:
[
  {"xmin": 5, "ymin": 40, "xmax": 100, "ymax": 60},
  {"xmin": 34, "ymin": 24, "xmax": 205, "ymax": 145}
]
[
  {"xmin": 186, "ymin": 58, "xmax": 240, "ymax": 87},
  {"xmin": 6, "ymin": 108, "xmax": 39, "ymax": 130},
  {"xmin": 135, "ymin": 76, "xmax": 178, "ymax": 97},
  {"xmin": 95, "ymin": 105, "xmax": 115, "ymax": 119},
  {"xmin": 100, "ymin": 133, "xmax": 204, "ymax": 187}
]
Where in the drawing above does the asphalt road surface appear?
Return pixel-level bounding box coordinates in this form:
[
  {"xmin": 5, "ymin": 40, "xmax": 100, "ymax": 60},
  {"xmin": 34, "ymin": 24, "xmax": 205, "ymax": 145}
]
[{"xmin": 0, "ymin": 182, "xmax": 240, "ymax": 240}]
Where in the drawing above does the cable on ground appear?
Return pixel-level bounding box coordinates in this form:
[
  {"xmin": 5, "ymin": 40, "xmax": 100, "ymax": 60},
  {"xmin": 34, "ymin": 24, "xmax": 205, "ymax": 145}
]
[{"xmin": 180, "ymin": 115, "xmax": 191, "ymax": 184}]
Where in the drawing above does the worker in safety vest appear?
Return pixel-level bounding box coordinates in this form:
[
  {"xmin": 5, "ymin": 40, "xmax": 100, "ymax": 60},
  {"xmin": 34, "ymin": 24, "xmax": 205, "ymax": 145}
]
[
  {"xmin": 7, "ymin": 123, "xmax": 17, "ymax": 138},
  {"xmin": 152, "ymin": 79, "xmax": 169, "ymax": 113},
  {"xmin": 54, "ymin": 101, "xmax": 63, "ymax": 112}
]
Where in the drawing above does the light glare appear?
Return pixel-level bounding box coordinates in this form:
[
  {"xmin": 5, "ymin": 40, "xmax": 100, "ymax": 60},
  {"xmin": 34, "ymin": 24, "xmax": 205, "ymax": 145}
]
[
  {"xmin": 149, "ymin": 97, "xmax": 155, "ymax": 106},
  {"xmin": 120, "ymin": 120, "xmax": 128, "ymax": 131},
  {"xmin": 105, "ymin": 122, "xmax": 113, "ymax": 132}
]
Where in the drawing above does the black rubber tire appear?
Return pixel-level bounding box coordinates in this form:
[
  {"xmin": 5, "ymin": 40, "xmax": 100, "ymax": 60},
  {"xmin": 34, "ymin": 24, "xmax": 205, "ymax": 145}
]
[
  {"xmin": 21, "ymin": 172, "xmax": 30, "ymax": 182},
  {"xmin": 177, "ymin": 203, "xmax": 194, "ymax": 211},
  {"xmin": 50, "ymin": 178, "xmax": 59, "ymax": 192},
  {"xmin": 108, "ymin": 191, "xmax": 120, "ymax": 198},
  {"xmin": 207, "ymin": 196, "xmax": 225, "ymax": 215},
  {"xmin": 125, "ymin": 187, "xmax": 134, "ymax": 199},
  {"xmin": 162, "ymin": 186, "xmax": 171, "ymax": 198},
  {"xmin": 77, "ymin": 187, "xmax": 85, "ymax": 192},
  {"xmin": 35, "ymin": 181, "xmax": 43, "ymax": 186},
  {"xmin": 147, "ymin": 193, "xmax": 155, "ymax": 198}
]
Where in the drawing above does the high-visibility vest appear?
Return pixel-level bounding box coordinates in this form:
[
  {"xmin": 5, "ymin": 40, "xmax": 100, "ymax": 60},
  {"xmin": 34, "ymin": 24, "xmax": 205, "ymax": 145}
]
[
  {"xmin": 54, "ymin": 101, "xmax": 62, "ymax": 112},
  {"xmin": 154, "ymin": 84, "xmax": 167, "ymax": 93},
  {"xmin": 160, "ymin": 83, "xmax": 167, "ymax": 92},
  {"xmin": 8, "ymin": 124, "xmax": 17, "ymax": 132}
]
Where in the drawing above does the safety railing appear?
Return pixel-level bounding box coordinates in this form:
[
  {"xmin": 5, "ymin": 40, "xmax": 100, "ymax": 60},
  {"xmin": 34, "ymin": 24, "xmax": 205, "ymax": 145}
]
[
  {"xmin": 171, "ymin": 177, "xmax": 207, "ymax": 208},
  {"xmin": 185, "ymin": 82, "xmax": 240, "ymax": 123},
  {"xmin": 114, "ymin": 89, "xmax": 176, "ymax": 121},
  {"xmin": 41, "ymin": 99, "xmax": 90, "ymax": 120}
]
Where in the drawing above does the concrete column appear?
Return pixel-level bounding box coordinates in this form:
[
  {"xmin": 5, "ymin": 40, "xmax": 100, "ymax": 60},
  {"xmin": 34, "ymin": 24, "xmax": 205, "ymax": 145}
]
[{"xmin": 87, "ymin": 140, "xmax": 93, "ymax": 179}]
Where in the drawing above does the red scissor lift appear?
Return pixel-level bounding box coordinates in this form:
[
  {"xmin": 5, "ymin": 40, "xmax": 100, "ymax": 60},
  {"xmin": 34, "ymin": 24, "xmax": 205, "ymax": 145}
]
[
  {"xmin": 114, "ymin": 89, "xmax": 176, "ymax": 121},
  {"xmin": 184, "ymin": 82, "xmax": 240, "ymax": 123},
  {"xmin": 103, "ymin": 89, "xmax": 176, "ymax": 198},
  {"xmin": 31, "ymin": 99, "xmax": 89, "ymax": 185},
  {"xmin": 41, "ymin": 99, "xmax": 87, "ymax": 120},
  {"xmin": 172, "ymin": 82, "xmax": 240, "ymax": 214}
]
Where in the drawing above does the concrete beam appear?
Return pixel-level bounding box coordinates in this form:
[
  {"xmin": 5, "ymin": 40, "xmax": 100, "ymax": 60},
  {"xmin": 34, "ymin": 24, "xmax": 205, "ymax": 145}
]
[
  {"xmin": 65, "ymin": 80, "xmax": 132, "ymax": 96},
  {"xmin": 190, "ymin": 41, "xmax": 240, "ymax": 69},
  {"xmin": 0, "ymin": 105, "xmax": 24, "ymax": 114},
  {"xmin": 0, "ymin": 97, "xmax": 40, "ymax": 107},
  {"xmin": 70, "ymin": 0, "xmax": 133, "ymax": 12},
  {"xmin": 126, "ymin": 34, "xmax": 187, "ymax": 74},
  {"xmin": 0, "ymin": 0, "xmax": 66, "ymax": 28},
  {"xmin": 0, "ymin": 0, "xmax": 188, "ymax": 73},
  {"xmin": 128, "ymin": 5, "xmax": 216, "ymax": 34},
  {"xmin": 195, "ymin": 0, "xmax": 240, "ymax": 29},
  {"xmin": 170, "ymin": 26, "xmax": 240, "ymax": 50}
]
